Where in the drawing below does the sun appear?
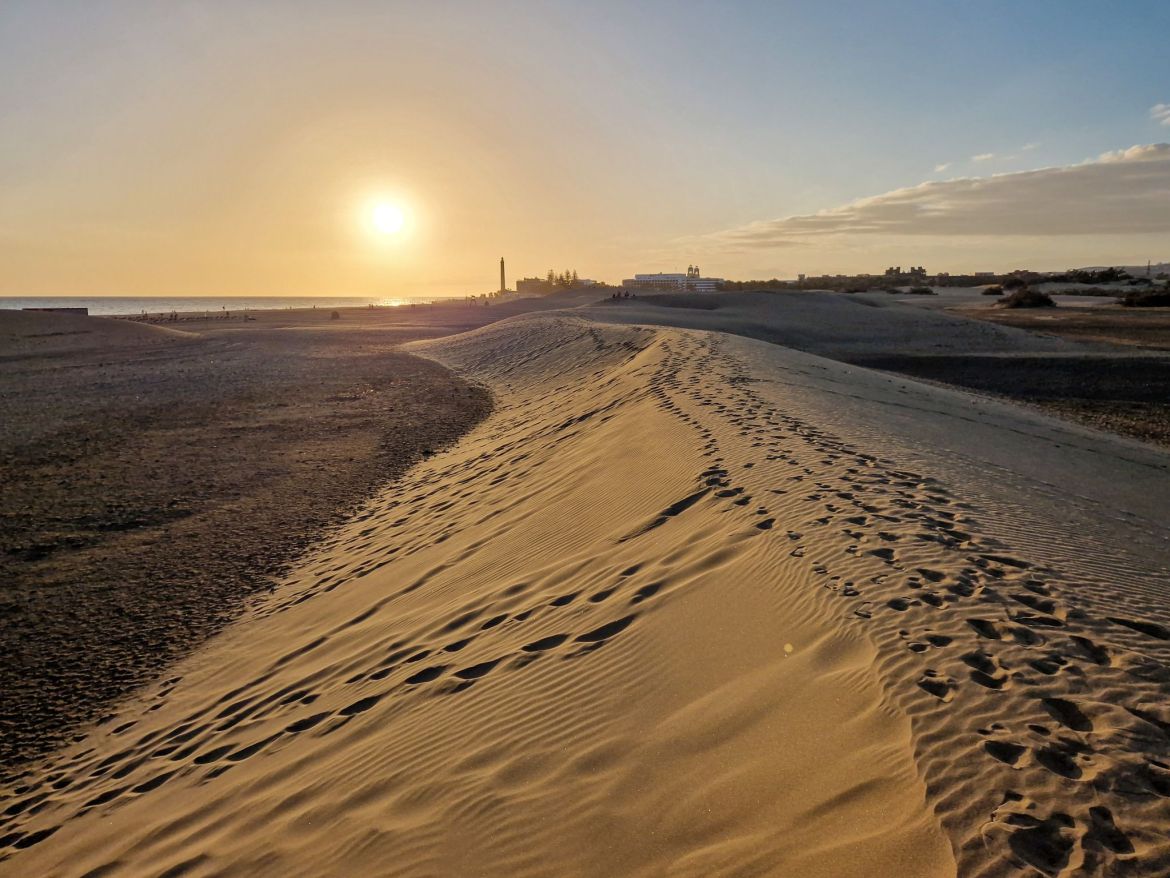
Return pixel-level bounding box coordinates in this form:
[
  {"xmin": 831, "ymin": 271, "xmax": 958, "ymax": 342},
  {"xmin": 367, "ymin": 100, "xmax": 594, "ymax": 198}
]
[{"xmin": 370, "ymin": 201, "xmax": 406, "ymax": 236}]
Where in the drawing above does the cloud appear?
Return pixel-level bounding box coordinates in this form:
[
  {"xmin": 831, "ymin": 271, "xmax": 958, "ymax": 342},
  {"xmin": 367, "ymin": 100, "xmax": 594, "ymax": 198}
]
[
  {"xmin": 1021, "ymin": 142, "xmax": 1040, "ymax": 151},
  {"xmin": 709, "ymin": 144, "xmax": 1170, "ymax": 247},
  {"xmin": 1097, "ymin": 143, "xmax": 1170, "ymax": 162},
  {"xmin": 1152, "ymin": 104, "xmax": 1170, "ymax": 127},
  {"xmin": 972, "ymin": 152, "xmax": 996, "ymax": 162},
  {"xmin": 933, "ymin": 162, "xmax": 951, "ymax": 173}
]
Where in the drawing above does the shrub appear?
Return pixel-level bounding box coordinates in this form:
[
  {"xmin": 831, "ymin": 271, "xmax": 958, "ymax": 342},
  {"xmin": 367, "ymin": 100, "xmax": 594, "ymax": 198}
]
[
  {"xmin": 1002, "ymin": 276, "xmax": 1027, "ymax": 291},
  {"xmin": 998, "ymin": 288, "xmax": 1055, "ymax": 309},
  {"xmin": 1121, "ymin": 290, "xmax": 1170, "ymax": 308},
  {"xmin": 1050, "ymin": 268, "xmax": 1131, "ymax": 284},
  {"xmin": 982, "ymin": 285, "xmax": 1004, "ymax": 296},
  {"xmin": 907, "ymin": 286, "xmax": 936, "ymax": 295}
]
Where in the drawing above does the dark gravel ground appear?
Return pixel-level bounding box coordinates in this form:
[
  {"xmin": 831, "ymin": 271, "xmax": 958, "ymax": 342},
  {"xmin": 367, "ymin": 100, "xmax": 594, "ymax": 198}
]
[
  {"xmin": 850, "ymin": 354, "xmax": 1170, "ymax": 448},
  {"xmin": 972, "ymin": 304, "xmax": 1170, "ymax": 352},
  {"xmin": 918, "ymin": 305, "xmax": 1170, "ymax": 448},
  {"xmin": 0, "ymin": 311, "xmax": 492, "ymax": 770},
  {"xmin": 588, "ymin": 292, "xmax": 1170, "ymax": 450}
]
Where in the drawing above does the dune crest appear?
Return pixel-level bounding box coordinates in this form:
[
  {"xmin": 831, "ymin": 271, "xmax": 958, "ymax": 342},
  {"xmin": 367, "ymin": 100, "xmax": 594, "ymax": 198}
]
[{"xmin": 3, "ymin": 315, "xmax": 1168, "ymax": 877}]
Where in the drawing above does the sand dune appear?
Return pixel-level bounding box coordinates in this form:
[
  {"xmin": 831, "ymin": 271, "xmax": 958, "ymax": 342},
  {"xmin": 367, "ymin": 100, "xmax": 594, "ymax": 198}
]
[
  {"xmin": 2, "ymin": 310, "xmax": 1168, "ymax": 877},
  {"xmin": 581, "ymin": 291, "xmax": 1090, "ymax": 359}
]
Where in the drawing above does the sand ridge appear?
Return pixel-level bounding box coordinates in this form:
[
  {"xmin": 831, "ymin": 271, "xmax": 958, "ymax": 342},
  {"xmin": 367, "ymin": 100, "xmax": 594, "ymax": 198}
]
[{"xmin": 1, "ymin": 313, "xmax": 1167, "ymax": 876}]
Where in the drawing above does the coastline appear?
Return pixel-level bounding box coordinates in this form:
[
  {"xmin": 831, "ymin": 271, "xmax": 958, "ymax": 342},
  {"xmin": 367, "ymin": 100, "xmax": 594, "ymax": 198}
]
[{"xmin": 1, "ymin": 296, "xmax": 446, "ymax": 318}]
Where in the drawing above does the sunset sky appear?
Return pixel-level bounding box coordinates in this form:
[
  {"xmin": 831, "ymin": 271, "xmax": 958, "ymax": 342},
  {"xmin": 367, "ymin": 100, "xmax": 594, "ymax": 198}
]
[{"xmin": 2, "ymin": 1, "xmax": 1168, "ymax": 298}]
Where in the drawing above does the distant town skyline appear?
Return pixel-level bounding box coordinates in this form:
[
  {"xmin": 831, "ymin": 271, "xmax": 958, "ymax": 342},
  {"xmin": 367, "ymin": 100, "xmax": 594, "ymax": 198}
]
[{"xmin": 2, "ymin": 1, "xmax": 1168, "ymax": 298}]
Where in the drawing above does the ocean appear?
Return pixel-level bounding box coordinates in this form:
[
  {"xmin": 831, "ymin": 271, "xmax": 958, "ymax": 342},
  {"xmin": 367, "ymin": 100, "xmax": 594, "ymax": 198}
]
[{"xmin": 0, "ymin": 296, "xmax": 446, "ymax": 317}]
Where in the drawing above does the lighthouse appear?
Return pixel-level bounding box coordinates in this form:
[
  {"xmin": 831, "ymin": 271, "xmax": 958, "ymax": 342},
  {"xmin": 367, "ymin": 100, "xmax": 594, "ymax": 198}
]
[{"xmin": 499, "ymin": 257, "xmax": 506, "ymax": 295}]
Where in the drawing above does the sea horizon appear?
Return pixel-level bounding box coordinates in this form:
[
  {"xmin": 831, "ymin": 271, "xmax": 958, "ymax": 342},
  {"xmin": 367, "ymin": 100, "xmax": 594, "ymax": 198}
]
[{"xmin": 0, "ymin": 295, "xmax": 453, "ymax": 317}]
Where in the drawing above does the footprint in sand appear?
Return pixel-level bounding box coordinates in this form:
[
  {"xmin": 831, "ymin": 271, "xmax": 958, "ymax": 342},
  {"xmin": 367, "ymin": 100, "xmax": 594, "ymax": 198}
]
[{"xmin": 917, "ymin": 670, "xmax": 957, "ymax": 702}]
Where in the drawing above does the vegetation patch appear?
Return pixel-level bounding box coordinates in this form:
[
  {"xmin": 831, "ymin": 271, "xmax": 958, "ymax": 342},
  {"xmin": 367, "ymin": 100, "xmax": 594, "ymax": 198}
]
[
  {"xmin": 998, "ymin": 288, "xmax": 1056, "ymax": 309},
  {"xmin": 1122, "ymin": 290, "xmax": 1170, "ymax": 308}
]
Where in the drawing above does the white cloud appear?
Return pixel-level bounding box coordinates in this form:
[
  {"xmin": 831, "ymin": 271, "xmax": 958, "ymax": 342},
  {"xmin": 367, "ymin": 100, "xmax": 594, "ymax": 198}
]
[
  {"xmin": 933, "ymin": 162, "xmax": 951, "ymax": 173},
  {"xmin": 972, "ymin": 153, "xmax": 996, "ymax": 162},
  {"xmin": 709, "ymin": 144, "xmax": 1170, "ymax": 247},
  {"xmin": 1021, "ymin": 142, "xmax": 1040, "ymax": 151},
  {"xmin": 1097, "ymin": 143, "xmax": 1170, "ymax": 162},
  {"xmin": 1152, "ymin": 104, "xmax": 1170, "ymax": 127}
]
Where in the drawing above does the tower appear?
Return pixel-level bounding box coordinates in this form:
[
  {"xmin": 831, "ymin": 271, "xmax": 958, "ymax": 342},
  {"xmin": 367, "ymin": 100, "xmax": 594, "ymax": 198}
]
[{"xmin": 499, "ymin": 257, "xmax": 506, "ymax": 294}]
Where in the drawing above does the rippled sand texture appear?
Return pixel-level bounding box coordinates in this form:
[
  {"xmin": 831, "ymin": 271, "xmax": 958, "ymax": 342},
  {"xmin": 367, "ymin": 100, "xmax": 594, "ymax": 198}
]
[{"xmin": 3, "ymin": 315, "xmax": 1168, "ymax": 877}]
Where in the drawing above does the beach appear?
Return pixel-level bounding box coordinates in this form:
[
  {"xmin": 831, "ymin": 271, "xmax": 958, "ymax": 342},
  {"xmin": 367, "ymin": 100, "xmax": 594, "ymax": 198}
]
[
  {"xmin": 2, "ymin": 293, "xmax": 1169, "ymax": 877},
  {"xmin": 0, "ymin": 293, "xmax": 609, "ymax": 766},
  {"xmin": 0, "ymin": 306, "xmax": 497, "ymax": 766}
]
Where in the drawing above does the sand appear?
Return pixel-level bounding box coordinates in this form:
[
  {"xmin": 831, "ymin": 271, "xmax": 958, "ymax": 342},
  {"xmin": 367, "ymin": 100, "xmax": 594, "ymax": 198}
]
[
  {"xmin": 585, "ymin": 291, "xmax": 1170, "ymax": 448},
  {"xmin": 0, "ymin": 309, "xmax": 491, "ymax": 767},
  {"xmin": 2, "ymin": 298, "xmax": 1169, "ymax": 877},
  {"xmin": 1, "ymin": 297, "xmax": 603, "ymax": 767}
]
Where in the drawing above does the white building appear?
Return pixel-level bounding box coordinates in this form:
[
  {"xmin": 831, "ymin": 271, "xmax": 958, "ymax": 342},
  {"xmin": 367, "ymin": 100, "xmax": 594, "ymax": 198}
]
[{"xmin": 622, "ymin": 266, "xmax": 723, "ymax": 293}]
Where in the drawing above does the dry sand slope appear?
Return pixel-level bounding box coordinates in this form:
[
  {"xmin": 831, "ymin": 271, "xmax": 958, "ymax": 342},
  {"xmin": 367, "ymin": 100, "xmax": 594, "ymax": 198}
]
[{"xmin": 2, "ymin": 316, "xmax": 1169, "ymax": 877}]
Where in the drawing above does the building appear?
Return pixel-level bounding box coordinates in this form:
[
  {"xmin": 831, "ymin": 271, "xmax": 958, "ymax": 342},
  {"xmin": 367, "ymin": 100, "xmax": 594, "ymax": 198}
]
[
  {"xmin": 622, "ymin": 265, "xmax": 724, "ymax": 293},
  {"xmin": 515, "ymin": 276, "xmax": 597, "ymax": 295},
  {"xmin": 883, "ymin": 265, "xmax": 928, "ymax": 283},
  {"xmin": 516, "ymin": 277, "xmax": 550, "ymax": 295}
]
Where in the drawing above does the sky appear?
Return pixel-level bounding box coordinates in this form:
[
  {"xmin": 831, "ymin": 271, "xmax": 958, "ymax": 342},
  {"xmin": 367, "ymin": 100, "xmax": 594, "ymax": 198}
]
[{"xmin": 1, "ymin": 1, "xmax": 1169, "ymax": 298}]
